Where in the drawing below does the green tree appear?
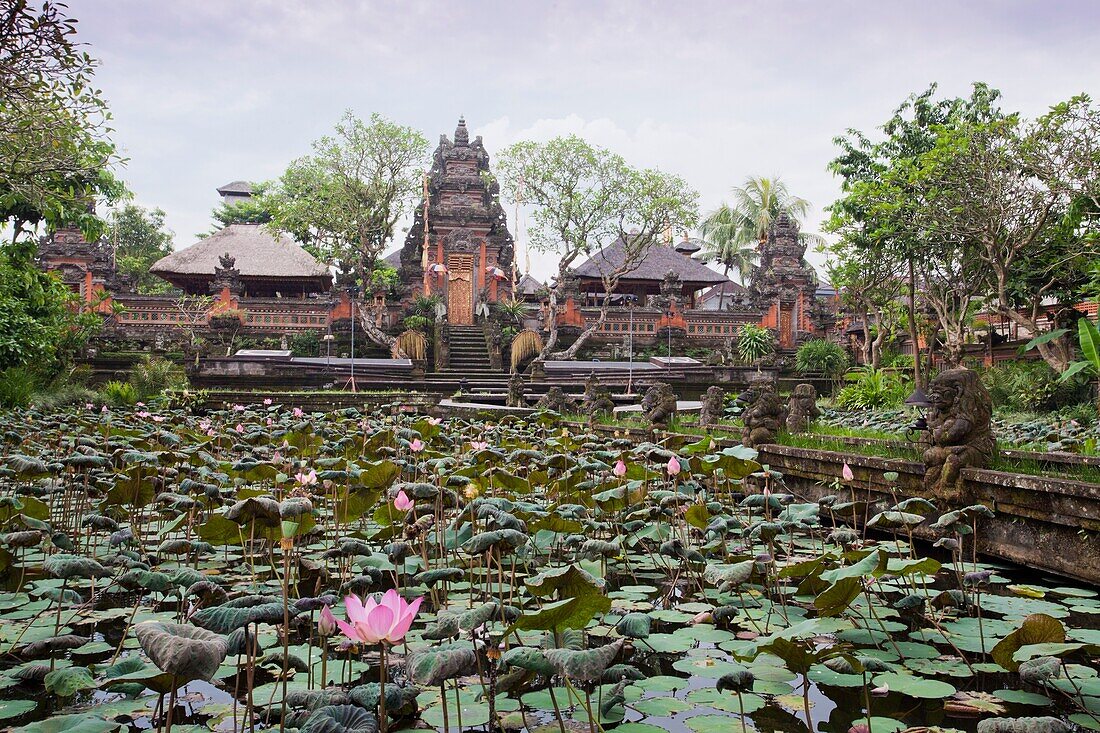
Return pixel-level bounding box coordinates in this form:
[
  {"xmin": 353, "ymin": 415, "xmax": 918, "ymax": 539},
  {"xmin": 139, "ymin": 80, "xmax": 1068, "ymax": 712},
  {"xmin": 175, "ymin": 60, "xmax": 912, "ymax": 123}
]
[
  {"xmin": 0, "ymin": 1, "xmax": 125, "ymax": 242},
  {"xmin": 261, "ymin": 111, "xmax": 428, "ymax": 351},
  {"xmin": 903, "ymin": 96, "xmax": 1100, "ymax": 372},
  {"xmin": 495, "ymin": 135, "xmax": 698, "ymax": 360},
  {"xmin": 107, "ymin": 204, "xmax": 174, "ymax": 293},
  {"xmin": 261, "ymin": 111, "xmax": 428, "ymax": 281},
  {"xmin": 828, "ymin": 83, "xmax": 1004, "ymax": 375}
]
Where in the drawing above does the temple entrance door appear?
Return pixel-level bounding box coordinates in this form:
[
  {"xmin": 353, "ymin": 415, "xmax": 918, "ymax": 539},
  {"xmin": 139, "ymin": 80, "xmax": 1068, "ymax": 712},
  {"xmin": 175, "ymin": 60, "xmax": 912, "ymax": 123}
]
[
  {"xmin": 448, "ymin": 254, "xmax": 473, "ymax": 325},
  {"xmin": 779, "ymin": 306, "xmax": 794, "ymax": 347}
]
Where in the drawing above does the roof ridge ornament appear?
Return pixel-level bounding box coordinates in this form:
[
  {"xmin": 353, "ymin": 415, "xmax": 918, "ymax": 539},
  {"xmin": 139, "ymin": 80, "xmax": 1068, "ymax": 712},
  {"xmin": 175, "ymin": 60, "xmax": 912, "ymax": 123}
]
[{"xmin": 454, "ymin": 116, "xmax": 469, "ymax": 146}]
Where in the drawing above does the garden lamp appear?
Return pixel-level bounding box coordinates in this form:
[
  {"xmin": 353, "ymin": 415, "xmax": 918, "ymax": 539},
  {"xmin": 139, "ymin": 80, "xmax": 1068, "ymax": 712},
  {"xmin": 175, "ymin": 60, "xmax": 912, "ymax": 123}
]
[{"xmin": 904, "ymin": 386, "xmax": 931, "ymax": 443}]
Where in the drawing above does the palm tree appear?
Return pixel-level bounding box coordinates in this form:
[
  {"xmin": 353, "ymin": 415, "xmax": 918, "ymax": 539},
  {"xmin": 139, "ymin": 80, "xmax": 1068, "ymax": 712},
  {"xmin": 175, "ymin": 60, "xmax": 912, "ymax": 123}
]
[{"xmin": 700, "ymin": 176, "xmax": 824, "ymax": 309}]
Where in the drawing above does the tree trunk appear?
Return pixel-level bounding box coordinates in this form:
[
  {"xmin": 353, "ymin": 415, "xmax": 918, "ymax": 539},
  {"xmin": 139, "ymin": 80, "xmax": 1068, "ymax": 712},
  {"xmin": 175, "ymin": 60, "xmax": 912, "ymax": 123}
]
[
  {"xmin": 537, "ymin": 287, "xmax": 562, "ymax": 361},
  {"xmin": 906, "ymin": 257, "xmax": 923, "ymax": 387},
  {"xmin": 355, "ymin": 302, "xmax": 407, "ymax": 358},
  {"xmin": 548, "ymin": 304, "xmax": 612, "ymax": 361}
]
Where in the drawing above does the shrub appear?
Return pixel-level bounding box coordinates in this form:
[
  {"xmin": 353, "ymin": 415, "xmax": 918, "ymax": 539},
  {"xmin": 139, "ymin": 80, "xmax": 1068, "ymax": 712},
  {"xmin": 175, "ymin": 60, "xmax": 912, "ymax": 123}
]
[
  {"xmin": 0, "ymin": 366, "xmax": 40, "ymax": 408},
  {"xmin": 981, "ymin": 360, "xmax": 1090, "ymax": 412},
  {"xmin": 130, "ymin": 356, "xmax": 187, "ymax": 401},
  {"xmin": 289, "ymin": 331, "xmax": 320, "ymax": 357},
  {"xmin": 403, "ymin": 315, "xmax": 433, "ymax": 332},
  {"xmin": 737, "ymin": 324, "xmax": 774, "ymax": 365},
  {"xmin": 835, "ymin": 366, "xmax": 911, "ymax": 410},
  {"xmin": 795, "ymin": 339, "xmax": 849, "ymax": 378},
  {"xmin": 32, "ymin": 385, "xmax": 99, "ymax": 411},
  {"xmin": 409, "ymin": 294, "xmax": 442, "ymax": 319},
  {"xmin": 102, "ymin": 380, "xmax": 138, "ymax": 406}
]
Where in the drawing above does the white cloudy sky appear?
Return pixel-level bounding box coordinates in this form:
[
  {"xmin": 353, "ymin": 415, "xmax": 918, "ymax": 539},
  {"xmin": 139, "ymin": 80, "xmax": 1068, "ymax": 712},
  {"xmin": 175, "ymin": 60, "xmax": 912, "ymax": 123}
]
[{"xmin": 72, "ymin": 0, "xmax": 1100, "ymax": 280}]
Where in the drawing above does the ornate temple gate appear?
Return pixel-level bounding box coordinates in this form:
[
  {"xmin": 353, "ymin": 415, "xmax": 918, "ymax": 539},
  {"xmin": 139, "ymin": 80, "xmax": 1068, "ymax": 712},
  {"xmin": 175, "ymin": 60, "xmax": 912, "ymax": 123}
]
[{"xmin": 447, "ymin": 253, "xmax": 474, "ymax": 325}]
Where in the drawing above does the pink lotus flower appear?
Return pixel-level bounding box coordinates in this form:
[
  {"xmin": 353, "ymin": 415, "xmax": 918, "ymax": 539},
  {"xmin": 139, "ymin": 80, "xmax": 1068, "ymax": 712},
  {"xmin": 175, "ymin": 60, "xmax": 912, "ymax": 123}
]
[
  {"xmin": 85, "ymin": 403, "xmax": 94, "ymax": 410},
  {"xmin": 394, "ymin": 490, "xmax": 414, "ymax": 512},
  {"xmin": 335, "ymin": 590, "xmax": 423, "ymax": 645},
  {"xmin": 152, "ymin": 415, "xmax": 165, "ymax": 423},
  {"xmin": 296, "ymin": 469, "xmax": 318, "ymax": 486},
  {"xmin": 427, "ymin": 417, "xmax": 441, "ymax": 425},
  {"xmin": 470, "ymin": 441, "xmax": 488, "ymax": 451},
  {"xmin": 409, "ymin": 438, "xmax": 424, "ymax": 453},
  {"xmin": 667, "ymin": 456, "xmax": 681, "ymax": 476},
  {"xmin": 293, "ymin": 407, "xmax": 304, "ymax": 418},
  {"xmin": 842, "ymin": 462, "xmax": 854, "ymax": 481},
  {"xmin": 318, "ymin": 605, "xmax": 337, "ymax": 636},
  {"xmin": 263, "ymin": 398, "xmax": 272, "ymax": 406},
  {"xmin": 235, "ymin": 423, "xmax": 245, "ymax": 433},
  {"xmin": 233, "ymin": 404, "xmax": 245, "ymax": 412},
  {"xmin": 137, "ymin": 411, "xmax": 151, "ymax": 419},
  {"xmin": 613, "ymin": 459, "xmax": 627, "ymax": 477}
]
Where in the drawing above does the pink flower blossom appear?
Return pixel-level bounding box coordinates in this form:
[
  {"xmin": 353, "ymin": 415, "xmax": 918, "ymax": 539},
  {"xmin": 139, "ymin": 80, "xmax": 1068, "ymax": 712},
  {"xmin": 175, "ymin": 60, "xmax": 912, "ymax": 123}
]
[
  {"xmin": 335, "ymin": 590, "xmax": 423, "ymax": 645},
  {"xmin": 842, "ymin": 462, "xmax": 854, "ymax": 482},
  {"xmin": 612, "ymin": 459, "xmax": 627, "ymax": 477},
  {"xmin": 394, "ymin": 490, "xmax": 414, "ymax": 512},
  {"xmin": 233, "ymin": 404, "xmax": 245, "ymax": 412},
  {"xmin": 293, "ymin": 407, "xmax": 304, "ymax": 418},
  {"xmin": 296, "ymin": 469, "xmax": 318, "ymax": 486},
  {"xmin": 318, "ymin": 605, "xmax": 338, "ymax": 636},
  {"xmin": 263, "ymin": 398, "xmax": 272, "ymax": 406},
  {"xmin": 470, "ymin": 441, "xmax": 488, "ymax": 451},
  {"xmin": 136, "ymin": 402, "xmax": 145, "ymax": 407},
  {"xmin": 427, "ymin": 417, "xmax": 441, "ymax": 425},
  {"xmin": 137, "ymin": 411, "xmax": 151, "ymax": 419},
  {"xmin": 101, "ymin": 405, "xmax": 109, "ymax": 413},
  {"xmin": 667, "ymin": 456, "xmax": 681, "ymax": 476},
  {"xmin": 85, "ymin": 403, "xmax": 95, "ymax": 410},
  {"xmin": 152, "ymin": 415, "xmax": 165, "ymax": 423},
  {"xmin": 235, "ymin": 423, "xmax": 245, "ymax": 433},
  {"xmin": 266, "ymin": 418, "xmax": 274, "ymax": 426},
  {"xmin": 410, "ymin": 438, "xmax": 424, "ymax": 453}
]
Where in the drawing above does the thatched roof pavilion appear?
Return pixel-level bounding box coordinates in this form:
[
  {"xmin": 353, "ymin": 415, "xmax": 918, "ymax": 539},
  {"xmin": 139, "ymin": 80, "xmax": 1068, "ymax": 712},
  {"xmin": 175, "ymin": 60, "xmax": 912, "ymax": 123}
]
[
  {"xmin": 573, "ymin": 237, "xmax": 727, "ymax": 307},
  {"xmin": 150, "ymin": 224, "xmax": 331, "ymax": 297}
]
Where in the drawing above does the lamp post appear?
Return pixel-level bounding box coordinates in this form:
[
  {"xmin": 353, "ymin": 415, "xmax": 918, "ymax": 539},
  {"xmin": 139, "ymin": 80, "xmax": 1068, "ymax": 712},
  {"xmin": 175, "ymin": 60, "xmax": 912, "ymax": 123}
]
[
  {"xmin": 904, "ymin": 386, "xmax": 932, "ymax": 444},
  {"xmin": 323, "ymin": 333, "xmax": 334, "ymax": 370},
  {"xmin": 347, "ymin": 286, "xmax": 359, "ymax": 393},
  {"xmin": 625, "ymin": 294, "xmax": 637, "ymax": 395}
]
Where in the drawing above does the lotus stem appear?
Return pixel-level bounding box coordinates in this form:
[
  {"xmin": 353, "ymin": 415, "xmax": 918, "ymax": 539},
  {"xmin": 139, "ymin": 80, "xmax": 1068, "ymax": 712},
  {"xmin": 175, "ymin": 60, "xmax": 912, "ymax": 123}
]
[{"xmin": 378, "ymin": 643, "xmax": 388, "ymax": 733}]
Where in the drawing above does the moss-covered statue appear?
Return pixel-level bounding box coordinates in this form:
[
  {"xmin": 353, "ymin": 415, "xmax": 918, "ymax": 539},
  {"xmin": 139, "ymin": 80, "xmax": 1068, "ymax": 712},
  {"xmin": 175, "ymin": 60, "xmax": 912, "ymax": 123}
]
[
  {"xmin": 537, "ymin": 386, "xmax": 575, "ymax": 414},
  {"xmin": 641, "ymin": 382, "xmax": 678, "ymax": 428},
  {"xmin": 741, "ymin": 383, "xmax": 787, "ymax": 448},
  {"xmin": 581, "ymin": 374, "xmax": 615, "ymax": 422},
  {"xmin": 922, "ymin": 368, "xmax": 995, "ymax": 503},
  {"xmin": 507, "ymin": 373, "xmax": 526, "ymax": 408},
  {"xmin": 785, "ymin": 383, "xmax": 821, "ymax": 433},
  {"xmin": 698, "ymin": 386, "xmax": 726, "ymax": 426}
]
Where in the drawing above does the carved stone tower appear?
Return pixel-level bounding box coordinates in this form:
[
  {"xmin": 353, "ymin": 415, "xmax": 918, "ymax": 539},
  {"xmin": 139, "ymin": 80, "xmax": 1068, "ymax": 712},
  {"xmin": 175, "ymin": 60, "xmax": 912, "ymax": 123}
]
[
  {"xmin": 748, "ymin": 214, "xmax": 819, "ymax": 348},
  {"xmin": 398, "ymin": 117, "xmax": 515, "ymax": 324}
]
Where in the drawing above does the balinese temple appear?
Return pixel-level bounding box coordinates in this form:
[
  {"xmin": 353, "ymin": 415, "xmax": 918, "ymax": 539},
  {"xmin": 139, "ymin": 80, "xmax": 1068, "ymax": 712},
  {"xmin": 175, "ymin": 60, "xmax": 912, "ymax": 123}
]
[
  {"xmin": 36, "ymin": 220, "xmax": 124, "ymax": 304},
  {"xmin": 746, "ymin": 213, "xmax": 820, "ymax": 348},
  {"xmin": 572, "ymin": 234, "xmax": 728, "ymax": 307},
  {"xmin": 149, "ymin": 223, "xmax": 331, "ymax": 298},
  {"xmin": 396, "ymin": 118, "xmax": 515, "ymax": 324}
]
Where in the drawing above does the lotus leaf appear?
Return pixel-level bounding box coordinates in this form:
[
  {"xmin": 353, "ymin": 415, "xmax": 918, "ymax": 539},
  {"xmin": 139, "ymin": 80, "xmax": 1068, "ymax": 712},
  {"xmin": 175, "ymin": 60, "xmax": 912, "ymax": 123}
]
[
  {"xmin": 301, "ymin": 704, "xmax": 378, "ymax": 733},
  {"xmin": 544, "ymin": 639, "xmax": 623, "ymax": 682},
  {"xmin": 135, "ymin": 621, "xmax": 229, "ymax": 683}
]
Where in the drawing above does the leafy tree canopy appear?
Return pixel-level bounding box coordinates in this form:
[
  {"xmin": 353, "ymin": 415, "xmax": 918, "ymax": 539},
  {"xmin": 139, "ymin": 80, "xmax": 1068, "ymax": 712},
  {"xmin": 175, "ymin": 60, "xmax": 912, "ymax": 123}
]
[
  {"xmin": 260, "ymin": 111, "xmax": 429, "ymax": 285},
  {"xmin": 107, "ymin": 204, "xmax": 174, "ymax": 294}
]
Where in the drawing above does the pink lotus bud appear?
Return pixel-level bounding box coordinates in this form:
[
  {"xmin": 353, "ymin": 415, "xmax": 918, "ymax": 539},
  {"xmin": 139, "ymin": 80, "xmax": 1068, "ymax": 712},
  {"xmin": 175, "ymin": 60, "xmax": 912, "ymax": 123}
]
[
  {"xmin": 613, "ymin": 459, "xmax": 627, "ymax": 477},
  {"xmin": 235, "ymin": 423, "xmax": 245, "ymax": 433},
  {"xmin": 842, "ymin": 462, "xmax": 854, "ymax": 481},
  {"xmin": 410, "ymin": 438, "xmax": 424, "ymax": 453},
  {"xmin": 667, "ymin": 456, "xmax": 681, "ymax": 476},
  {"xmin": 318, "ymin": 605, "xmax": 337, "ymax": 636},
  {"xmin": 394, "ymin": 489, "xmax": 414, "ymax": 512}
]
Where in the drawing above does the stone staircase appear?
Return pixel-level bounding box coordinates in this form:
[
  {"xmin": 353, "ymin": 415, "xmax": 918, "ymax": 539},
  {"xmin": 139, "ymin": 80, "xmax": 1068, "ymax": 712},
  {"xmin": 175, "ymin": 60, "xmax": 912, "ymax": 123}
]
[{"xmin": 435, "ymin": 326, "xmax": 509, "ymax": 396}]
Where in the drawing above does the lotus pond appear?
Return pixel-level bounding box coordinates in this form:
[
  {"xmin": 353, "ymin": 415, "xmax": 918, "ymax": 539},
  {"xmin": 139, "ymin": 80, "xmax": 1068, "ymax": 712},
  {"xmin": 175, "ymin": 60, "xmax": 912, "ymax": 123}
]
[{"xmin": 0, "ymin": 403, "xmax": 1098, "ymax": 733}]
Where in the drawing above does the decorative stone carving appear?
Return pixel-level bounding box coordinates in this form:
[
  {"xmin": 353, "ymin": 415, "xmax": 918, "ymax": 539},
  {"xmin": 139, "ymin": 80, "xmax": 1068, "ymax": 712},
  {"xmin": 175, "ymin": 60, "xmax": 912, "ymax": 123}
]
[
  {"xmin": 698, "ymin": 386, "xmax": 726, "ymax": 426},
  {"xmin": 507, "ymin": 373, "xmax": 526, "ymax": 408},
  {"xmin": 922, "ymin": 368, "xmax": 995, "ymax": 503},
  {"xmin": 555, "ymin": 269, "xmax": 582, "ymax": 301},
  {"xmin": 210, "ymin": 253, "xmax": 243, "ymax": 296},
  {"xmin": 650, "ymin": 271, "xmax": 684, "ymax": 312},
  {"xmin": 581, "ymin": 374, "xmax": 615, "ymax": 421},
  {"xmin": 741, "ymin": 383, "xmax": 787, "ymax": 448},
  {"xmin": 537, "ymin": 386, "xmax": 575, "ymax": 413},
  {"xmin": 641, "ymin": 382, "xmax": 678, "ymax": 428},
  {"xmin": 785, "ymin": 383, "xmax": 820, "ymax": 433}
]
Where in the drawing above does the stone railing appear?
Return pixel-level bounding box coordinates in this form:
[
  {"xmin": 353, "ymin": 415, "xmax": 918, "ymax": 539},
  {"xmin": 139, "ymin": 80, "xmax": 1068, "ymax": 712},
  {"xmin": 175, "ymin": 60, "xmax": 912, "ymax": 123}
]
[{"xmin": 577, "ymin": 307, "xmax": 758, "ymax": 341}]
